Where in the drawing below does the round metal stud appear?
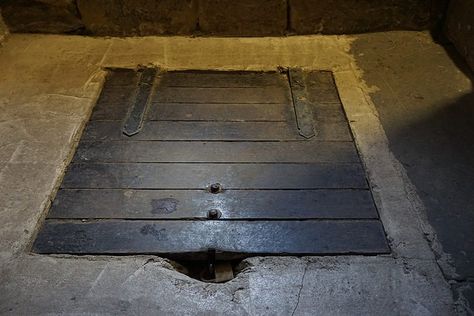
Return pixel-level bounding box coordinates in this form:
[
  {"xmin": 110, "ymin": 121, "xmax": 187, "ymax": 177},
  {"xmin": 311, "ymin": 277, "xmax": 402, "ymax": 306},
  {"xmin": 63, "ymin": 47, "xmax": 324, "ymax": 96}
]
[
  {"xmin": 209, "ymin": 183, "xmax": 222, "ymax": 194},
  {"xmin": 207, "ymin": 209, "xmax": 221, "ymax": 219}
]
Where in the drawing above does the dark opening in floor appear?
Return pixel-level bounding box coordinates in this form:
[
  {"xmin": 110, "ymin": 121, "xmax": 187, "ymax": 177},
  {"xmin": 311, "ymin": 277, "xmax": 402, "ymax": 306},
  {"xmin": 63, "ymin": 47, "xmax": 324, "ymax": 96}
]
[{"xmin": 170, "ymin": 258, "xmax": 242, "ymax": 283}]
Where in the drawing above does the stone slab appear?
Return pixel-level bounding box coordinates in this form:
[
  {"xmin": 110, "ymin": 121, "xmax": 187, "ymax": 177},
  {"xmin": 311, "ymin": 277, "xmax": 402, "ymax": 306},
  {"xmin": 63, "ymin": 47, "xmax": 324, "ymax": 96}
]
[
  {"xmin": 0, "ymin": 256, "xmax": 453, "ymax": 315},
  {"xmin": 350, "ymin": 31, "xmax": 474, "ymax": 312},
  {"xmin": 351, "ymin": 31, "xmax": 474, "ymax": 278}
]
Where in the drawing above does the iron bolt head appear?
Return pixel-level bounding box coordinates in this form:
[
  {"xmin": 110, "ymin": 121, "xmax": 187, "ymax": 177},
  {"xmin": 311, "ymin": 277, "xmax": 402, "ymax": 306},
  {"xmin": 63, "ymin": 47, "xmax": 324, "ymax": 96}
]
[
  {"xmin": 209, "ymin": 183, "xmax": 222, "ymax": 194},
  {"xmin": 208, "ymin": 209, "xmax": 221, "ymax": 219}
]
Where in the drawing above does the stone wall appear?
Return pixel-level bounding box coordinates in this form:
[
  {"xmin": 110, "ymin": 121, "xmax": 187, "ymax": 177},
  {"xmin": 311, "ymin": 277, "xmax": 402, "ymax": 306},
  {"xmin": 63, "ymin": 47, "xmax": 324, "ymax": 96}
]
[
  {"xmin": 1, "ymin": 0, "xmax": 83, "ymax": 34},
  {"xmin": 76, "ymin": 0, "xmax": 198, "ymax": 36},
  {"xmin": 445, "ymin": 0, "xmax": 474, "ymax": 71},
  {"xmin": 0, "ymin": 9, "xmax": 8, "ymax": 43},
  {"xmin": 290, "ymin": 0, "xmax": 443, "ymax": 34},
  {"xmin": 198, "ymin": 0, "xmax": 287, "ymax": 36},
  {"xmin": 0, "ymin": 0, "xmax": 447, "ymax": 36}
]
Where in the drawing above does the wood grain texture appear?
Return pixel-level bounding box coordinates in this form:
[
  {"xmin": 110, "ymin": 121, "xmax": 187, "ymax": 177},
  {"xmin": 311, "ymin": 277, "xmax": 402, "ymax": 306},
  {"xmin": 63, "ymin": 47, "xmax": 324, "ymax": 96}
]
[
  {"xmin": 34, "ymin": 219, "xmax": 389, "ymax": 257},
  {"xmin": 61, "ymin": 163, "xmax": 368, "ymax": 189},
  {"xmin": 83, "ymin": 121, "xmax": 352, "ymax": 141},
  {"xmin": 147, "ymin": 102, "xmax": 293, "ymax": 122},
  {"xmin": 73, "ymin": 141, "xmax": 360, "ymax": 163},
  {"xmin": 49, "ymin": 189, "xmax": 378, "ymax": 219}
]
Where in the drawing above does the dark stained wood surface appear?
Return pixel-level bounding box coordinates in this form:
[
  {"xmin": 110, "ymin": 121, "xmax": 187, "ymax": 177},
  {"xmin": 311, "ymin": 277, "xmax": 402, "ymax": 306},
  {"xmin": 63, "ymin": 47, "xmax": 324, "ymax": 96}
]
[
  {"xmin": 92, "ymin": 102, "xmax": 294, "ymax": 122},
  {"xmin": 73, "ymin": 141, "xmax": 360, "ymax": 163},
  {"xmin": 34, "ymin": 70, "xmax": 389, "ymax": 257},
  {"xmin": 83, "ymin": 121, "xmax": 351, "ymax": 141},
  {"xmin": 34, "ymin": 220, "xmax": 389, "ymax": 257},
  {"xmin": 103, "ymin": 68, "xmax": 139, "ymax": 87},
  {"xmin": 305, "ymin": 71, "xmax": 342, "ymax": 104},
  {"xmin": 61, "ymin": 163, "xmax": 368, "ymax": 189},
  {"xmin": 159, "ymin": 71, "xmax": 287, "ymax": 87},
  {"xmin": 147, "ymin": 102, "xmax": 293, "ymax": 122},
  {"xmin": 49, "ymin": 189, "xmax": 378, "ymax": 219},
  {"xmin": 153, "ymin": 86, "xmax": 290, "ymax": 104},
  {"xmin": 90, "ymin": 87, "xmax": 136, "ymax": 120}
]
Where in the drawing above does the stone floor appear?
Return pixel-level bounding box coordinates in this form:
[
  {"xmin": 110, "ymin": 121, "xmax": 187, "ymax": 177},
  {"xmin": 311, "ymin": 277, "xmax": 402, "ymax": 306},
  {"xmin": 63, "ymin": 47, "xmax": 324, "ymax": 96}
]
[
  {"xmin": 0, "ymin": 32, "xmax": 471, "ymax": 315},
  {"xmin": 351, "ymin": 33, "xmax": 474, "ymax": 313}
]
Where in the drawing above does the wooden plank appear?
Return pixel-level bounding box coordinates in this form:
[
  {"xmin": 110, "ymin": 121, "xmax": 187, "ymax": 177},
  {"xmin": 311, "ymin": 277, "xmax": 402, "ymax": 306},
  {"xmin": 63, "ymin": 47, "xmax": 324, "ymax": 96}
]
[
  {"xmin": 90, "ymin": 87, "xmax": 137, "ymax": 121},
  {"xmin": 73, "ymin": 141, "xmax": 360, "ymax": 163},
  {"xmin": 160, "ymin": 71, "xmax": 286, "ymax": 87},
  {"xmin": 313, "ymin": 106, "xmax": 348, "ymax": 123},
  {"xmin": 147, "ymin": 102, "xmax": 292, "ymax": 122},
  {"xmin": 84, "ymin": 121, "xmax": 299, "ymax": 141},
  {"xmin": 307, "ymin": 86, "xmax": 341, "ymax": 104},
  {"xmin": 305, "ymin": 71, "xmax": 335, "ymax": 89},
  {"xmin": 33, "ymin": 219, "xmax": 389, "ymax": 256},
  {"xmin": 48, "ymin": 189, "xmax": 378, "ymax": 219},
  {"xmin": 104, "ymin": 69, "xmax": 139, "ymax": 87},
  {"xmin": 83, "ymin": 121, "xmax": 351, "ymax": 141},
  {"xmin": 152, "ymin": 86, "xmax": 290, "ymax": 104},
  {"xmin": 61, "ymin": 163, "xmax": 368, "ymax": 189},
  {"xmin": 91, "ymin": 70, "xmax": 346, "ymax": 122},
  {"xmin": 305, "ymin": 71, "xmax": 341, "ymax": 104}
]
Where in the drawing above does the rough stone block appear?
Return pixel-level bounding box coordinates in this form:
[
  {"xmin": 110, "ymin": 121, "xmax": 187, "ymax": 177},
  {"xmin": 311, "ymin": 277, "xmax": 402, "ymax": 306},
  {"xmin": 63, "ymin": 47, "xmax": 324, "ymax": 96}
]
[
  {"xmin": 290, "ymin": 0, "xmax": 439, "ymax": 34},
  {"xmin": 198, "ymin": 0, "xmax": 287, "ymax": 36},
  {"xmin": 0, "ymin": 11, "xmax": 8, "ymax": 43},
  {"xmin": 0, "ymin": 0, "xmax": 83, "ymax": 34},
  {"xmin": 77, "ymin": 0, "xmax": 198, "ymax": 36},
  {"xmin": 445, "ymin": 0, "xmax": 474, "ymax": 71}
]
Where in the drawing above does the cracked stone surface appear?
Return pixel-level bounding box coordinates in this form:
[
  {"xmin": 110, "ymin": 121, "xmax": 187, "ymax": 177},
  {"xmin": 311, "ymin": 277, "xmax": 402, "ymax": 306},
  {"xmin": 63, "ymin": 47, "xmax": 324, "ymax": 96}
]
[
  {"xmin": 0, "ymin": 32, "xmax": 462, "ymax": 314},
  {"xmin": 0, "ymin": 256, "xmax": 452, "ymax": 315}
]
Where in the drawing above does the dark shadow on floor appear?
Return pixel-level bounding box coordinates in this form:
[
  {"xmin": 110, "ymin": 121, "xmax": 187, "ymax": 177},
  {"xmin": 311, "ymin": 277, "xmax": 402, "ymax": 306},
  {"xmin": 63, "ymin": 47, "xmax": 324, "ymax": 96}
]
[
  {"xmin": 350, "ymin": 31, "xmax": 474, "ymax": 312},
  {"xmin": 392, "ymin": 91, "xmax": 474, "ymax": 278},
  {"xmin": 440, "ymin": 42, "xmax": 474, "ymax": 80}
]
